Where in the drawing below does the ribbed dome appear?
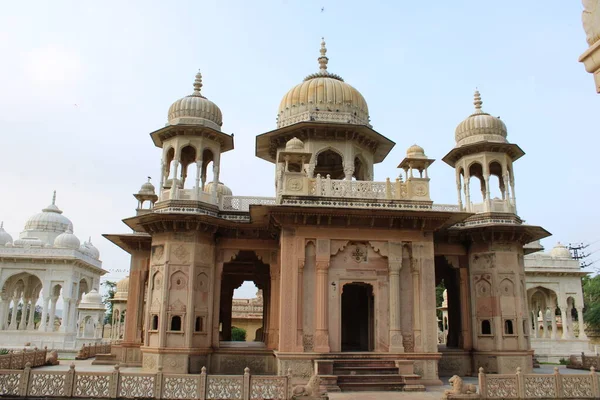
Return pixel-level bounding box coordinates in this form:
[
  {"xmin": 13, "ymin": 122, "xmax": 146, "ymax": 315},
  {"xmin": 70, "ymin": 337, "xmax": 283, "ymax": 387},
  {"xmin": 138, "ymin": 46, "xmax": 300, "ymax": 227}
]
[
  {"xmin": 167, "ymin": 71, "xmax": 223, "ymax": 131},
  {"xmin": 54, "ymin": 225, "xmax": 80, "ymax": 249},
  {"xmin": 455, "ymin": 91, "xmax": 507, "ymax": 147},
  {"xmin": 550, "ymin": 242, "xmax": 572, "ymax": 259},
  {"xmin": 286, "ymin": 137, "xmax": 305, "ymax": 150},
  {"xmin": 114, "ymin": 276, "xmax": 129, "ymax": 301},
  {"xmin": 277, "ymin": 39, "xmax": 370, "ymax": 129},
  {"xmin": 406, "ymin": 144, "xmax": 426, "ymax": 158},
  {"xmin": 0, "ymin": 222, "xmax": 13, "ymax": 247},
  {"xmin": 138, "ymin": 179, "xmax": 156, "ymax": 196},
  {"xmin": 24, "ymin": 192, "xmax": 73, "ymax": 235},
  {"xmin": 79, "ymin": 289, "xmax": 105, "ymax": 310},
  {"xmin": 13, "ymin": 237, "xmax": 43, "ymax": 247},
  {"xmin": 80, "ymin": 237, "xmax": 100, "ymax": 259},
  {"xmin": 204, "ymin": 181, "xmax": 233, "ymax": 196}
]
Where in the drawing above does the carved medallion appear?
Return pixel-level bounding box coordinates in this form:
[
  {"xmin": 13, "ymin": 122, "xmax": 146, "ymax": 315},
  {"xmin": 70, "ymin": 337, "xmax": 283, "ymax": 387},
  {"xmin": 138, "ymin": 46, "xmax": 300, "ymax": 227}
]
[
  {"xmin": 350, "ymin": 244, "xmax": 367, "ymax": 263},
  {"xmin": 173, "ymin": 245, "xmax": 190, "ymax": 263},
  {"xmin": 287, "ymin": 178, "xmax": 303, "ymax": 191}
]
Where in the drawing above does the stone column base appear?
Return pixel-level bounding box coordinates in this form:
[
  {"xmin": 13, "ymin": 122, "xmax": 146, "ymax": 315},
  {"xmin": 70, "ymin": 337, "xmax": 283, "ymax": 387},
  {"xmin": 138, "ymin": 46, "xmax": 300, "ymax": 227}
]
[{"xmin": 472, "ymin": 351, "xmax": 533, "ymax": 374}]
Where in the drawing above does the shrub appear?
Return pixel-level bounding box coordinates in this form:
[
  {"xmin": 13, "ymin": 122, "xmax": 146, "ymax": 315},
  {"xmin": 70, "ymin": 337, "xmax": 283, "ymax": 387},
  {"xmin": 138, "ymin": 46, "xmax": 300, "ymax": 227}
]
[{"xmin": 231, "ymin": 327, "xmax": 247, "ymax": 341}]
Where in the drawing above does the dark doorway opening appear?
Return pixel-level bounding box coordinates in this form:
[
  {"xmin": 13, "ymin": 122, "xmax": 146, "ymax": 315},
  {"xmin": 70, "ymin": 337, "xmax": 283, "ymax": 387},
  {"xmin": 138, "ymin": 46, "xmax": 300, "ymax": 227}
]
[{"xmin": 342, "ymin": 283, "xmax": 374, "ymax": 351}]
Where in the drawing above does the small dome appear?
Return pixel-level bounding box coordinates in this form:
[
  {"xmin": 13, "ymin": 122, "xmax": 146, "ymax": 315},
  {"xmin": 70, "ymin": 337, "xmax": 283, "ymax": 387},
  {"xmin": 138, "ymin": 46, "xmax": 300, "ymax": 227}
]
[
  {"xmin": 406, "ymin": 144, "xmax": 426, "ymax": 158},
  {"xmin": 138, "ymin": 178, "xmax": 156, "ymax": 195},
  {"xmin": 79, "ymin": 237, "xmax": 100, "ymax": 259},
  {"xmin": 54, "ymin": 225, "xmax": 80, "ymax": 250},
  {"xmin": 286, "ymin": 137, "xmax": 305, "ymax": 151},
  {"xmin": 24, "ymin": 192, "xmax": 73, "ymax": 235},
  {"xmin": 79, "ymin": 289, "xmax": 105, "ymax": 309},
  {"xmin": 455, "ymin": 91, "xmax": 507, "ymax": 147},
  {"xmin": 550, "ymin": 242, "xmax": 572, "ymax": 259},
  {"xmin": 204, "ymin": 181, "xmax": 233, "ymax": 196},
  {"xmin": 114, "ymin": 276, "xmax": 129, "ymax": 300},
  {"xmin": 277, "ymin": 38, "xmax": 370, "ymax": 129},
  {"xmin": 0, "ymin": 222, "xmax": 13, "ymax": 247},
  {"xmin": 167, "ymin": 71, "xmax": 223, "ymax": 131}
]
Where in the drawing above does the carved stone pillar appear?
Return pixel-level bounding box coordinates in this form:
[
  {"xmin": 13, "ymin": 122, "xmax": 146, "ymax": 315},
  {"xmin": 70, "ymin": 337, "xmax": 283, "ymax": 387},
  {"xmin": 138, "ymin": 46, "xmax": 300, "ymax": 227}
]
[
  {"xmin": 0, "ymin": 297, "xmax": 8, "ymax": 331},
  {"xmin": 542, "ymin": 308, "xmax": 549, "ymax": 338},
  {"xmin": 388, "ymin": 260, "xmax": 404, "ymax": 352},
  {"xmin": 267, "ymin": 263, "xmax": 280, "ymax": 349},
  {"xmin": 314, "ymin": 261, "xmax": 330, "ymax": 353},
  {"xmin": 27, "ymin": 296, "xmax": 38, "ymax": 330},
  {"xmin": 19, "ymin": 298, "xmax": 29, "ymax": 330},
  {"xmin": 459, "ymin": 266, "xmax": 472, "ymax": 350},
  {"xmin": 123, "ymin": 250, "xmax": 149, "ymax": 345},
  {"xmin": 278, "ymin": 228, "xmax": 298, "ymax": 352},
  {"xmin": 532, "ymin": 310, "xmax": 539, "ymax": 338},
  {"xmin": 343, "ymin": 163, "xmax": 354, "ymax": 180},
  {"xmin": 297, "ymin": 259, "xmax": 304, "ymax": 350},
  {"xmin": 411, "ymin": 260, "xmax": 422, "ymax": 352},
  {"xmin": 560, "ymin": 307, "xmax": 568, "ymax": 339},
  {"xmin": 38, "ymin": 297, "xmax": 49, "ymax": 332},
  {"xmin": 550, "ymin": 308, "xmax": 558, "ymax": 340},
  {"xmin": 211, "ymin": 261, "xmax": 224, "ymax": 349},
  {"xmin": 48, "ymin": 297, "xmax": 58, "ymax": 332},
  {"xmin": 577, "ymin": 307, "xmax": 588, "ymax": 339}
]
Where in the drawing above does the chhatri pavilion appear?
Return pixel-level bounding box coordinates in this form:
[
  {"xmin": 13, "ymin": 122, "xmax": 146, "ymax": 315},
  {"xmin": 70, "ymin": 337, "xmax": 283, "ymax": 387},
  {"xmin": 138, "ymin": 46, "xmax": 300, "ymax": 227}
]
[{"xmin": 105, "ymin": 39, "xmax": 554, "ymax": 388}]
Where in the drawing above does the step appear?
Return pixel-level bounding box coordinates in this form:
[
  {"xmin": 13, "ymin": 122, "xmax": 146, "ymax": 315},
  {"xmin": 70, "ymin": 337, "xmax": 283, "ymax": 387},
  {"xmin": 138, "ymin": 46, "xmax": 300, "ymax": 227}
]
[
  {"xmin": 334, "ymin": 366, "xmax": 399, "ymax": 375},
  {"xmin": 337, "ymin": 374, "xmax": 407, "ymax": 384},
  {"xmin": 334, "ymin": 361, "xmax": 397, "ymax": 369},
  {"xmin": 91, "ymin": 353, "xmax": 118, "ymax": 365},
  {"xmin": 338, "ymin": 382, "xmax": 405, "ymax": 392}
]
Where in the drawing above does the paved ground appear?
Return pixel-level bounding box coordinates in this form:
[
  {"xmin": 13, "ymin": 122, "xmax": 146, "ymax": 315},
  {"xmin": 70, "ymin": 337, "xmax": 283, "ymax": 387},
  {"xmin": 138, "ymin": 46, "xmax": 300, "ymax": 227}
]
[{"xmin": 39, "ymin": 361, "xmax": 592, "ymax": 399}]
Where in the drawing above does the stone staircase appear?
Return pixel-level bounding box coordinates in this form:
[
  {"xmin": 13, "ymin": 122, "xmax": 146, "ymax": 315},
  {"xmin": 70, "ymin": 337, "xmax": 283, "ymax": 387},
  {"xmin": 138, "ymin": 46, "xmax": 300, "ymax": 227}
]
[
  {"xmin": 91, "ymin": 353, "xmax": 118, "ymax": 365},
  {"xmin": 319, "ymin": 359, "xmax": 426, "ymax": 392}
]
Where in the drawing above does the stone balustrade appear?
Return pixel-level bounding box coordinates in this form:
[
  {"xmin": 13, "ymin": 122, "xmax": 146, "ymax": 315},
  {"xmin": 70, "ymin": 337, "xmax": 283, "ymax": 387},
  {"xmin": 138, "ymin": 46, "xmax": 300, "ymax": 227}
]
[
  {"xmin": 444, "ymin": 367, "xmax": 600, "ymax": 399},
  {"xmin": 567, "ymin": 352, "xmax": 600, "ymax": 370},
  {"xmin": 75, "ymin": 342, "xmax": 111, "ymax": 360},
  {"xmin": 0, "ymin": 364, "xmax": 292, "ymax": 399},
  {"xmin": 0, "ymin": 348, "xmax": 47, "ymax": 370}
]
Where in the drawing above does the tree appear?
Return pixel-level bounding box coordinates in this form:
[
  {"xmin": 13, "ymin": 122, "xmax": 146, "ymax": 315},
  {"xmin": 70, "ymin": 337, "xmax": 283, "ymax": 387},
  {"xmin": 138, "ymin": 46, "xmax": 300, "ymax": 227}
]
[
  {"xmin": 102, "ymin": 280, "xmax": 117, "ymax": 324},
  {"xmin": 435, "ymin": 280, "xmax": 446, "ymax": 323},
  {"xmin": 582, "ymin": 274, "xmax": 600, "ymax": 331},
  {"xmin": 231, "ymin": 326, "xmax": 247, "ymax": 341}
]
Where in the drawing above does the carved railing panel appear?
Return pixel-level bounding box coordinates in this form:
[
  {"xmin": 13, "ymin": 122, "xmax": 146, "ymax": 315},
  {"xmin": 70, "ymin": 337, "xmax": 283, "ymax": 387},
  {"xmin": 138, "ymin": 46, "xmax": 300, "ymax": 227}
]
[
  {"xmin": 524, "ymin": 375, "xmax": 556, "ymax": 398},
  {"xmin": 561, "ymin": 374, "xmax": 594, "ymax": 398},
  {"xmin": 206, "ymin": 375, "xmax": 243, "ymax": 399},
  {"xmin": 74, "ymin": 373, "xmax": 111, "ymax": 398},
  {"xmin": 28, "ymin": 371, "xmax": 66, "ymax": 397},
  {"xmin": 250, "ymin": 376, "xmax": 287, "ymax": 400},
  {"xmin": 118, "ymin": 374, "xmax": 155, "ymax": 398},
  {"xmin": 0, "ymin": 372, "xmax": 20, "ymax": 395},
  {"xmin": 484, "ymin": 375, "xmax": 518, "ymax": 398},
  {"xmin": 162, "ymin": 375, "xmax": 198, "ymax": 399},
  {"xmin": 221, "ymin": 196, "xmax": 277, "ymax": 212}
]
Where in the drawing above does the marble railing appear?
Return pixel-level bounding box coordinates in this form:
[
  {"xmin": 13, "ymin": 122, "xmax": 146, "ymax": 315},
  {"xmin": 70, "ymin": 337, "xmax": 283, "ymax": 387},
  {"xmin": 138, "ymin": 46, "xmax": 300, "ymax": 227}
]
[
  {"xmin": 470, "ymin": 199, "xmax": 515, "ymax": 214},
  {"xmin": 444, "ymin": 367, "xmax": 600, "ymax": 399},
  {"xmin": 75, "ymin": 342, "xmax": 111, "ymax": 360},
  {"xmin": 0, "ymin": 364, "xmax": 292, "ymax": 399},
  {"xmin": 221, "ymin": 196, "xmax": 277, "ymax": 212},
  {"xmin": 0, "ymin": 247, "xmax": 102, "ymax": 269}
]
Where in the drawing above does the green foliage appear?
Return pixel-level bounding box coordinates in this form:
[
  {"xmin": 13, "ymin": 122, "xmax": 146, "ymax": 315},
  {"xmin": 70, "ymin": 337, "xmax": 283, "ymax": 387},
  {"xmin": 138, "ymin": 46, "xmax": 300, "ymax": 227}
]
[
  {"xmin": 559, "ymin": 358, "xmax": 569, "ymax": 365},
  {"xmin": 582, "ymin": 274, "xmax": 600, "ymax": 331},
  {"xmin": 102, "ymin": 281, "xmax": 117, "ymax": 324},
  {"xmin": 231, "ymin": 326, "xmax": 247, "ymax": 341},
  {"xmin": 0, "ymin": 349, "xmax": 8, "ymax": 355}
]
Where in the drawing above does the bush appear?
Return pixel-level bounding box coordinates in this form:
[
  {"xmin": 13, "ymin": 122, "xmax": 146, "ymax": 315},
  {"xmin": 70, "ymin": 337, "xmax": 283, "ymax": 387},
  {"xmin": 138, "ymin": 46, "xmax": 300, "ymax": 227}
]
[
  {"xmin": 231, "ymin": 327, "xmax": 247, "ymax": 341},
  {"xmin": 0, "ymin": 349, "xmax": 8, "ymax": 355},
  {"xmin": 559, "ymin": 358, "xmax": 569, "ymax": 365}
]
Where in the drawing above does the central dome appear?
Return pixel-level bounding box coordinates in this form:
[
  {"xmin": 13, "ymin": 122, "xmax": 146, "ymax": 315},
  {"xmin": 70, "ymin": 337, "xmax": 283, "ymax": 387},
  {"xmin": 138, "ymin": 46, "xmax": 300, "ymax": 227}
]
[{"xmin": 277, "ymin": 39, "xmax": 370, "ymax": 129}]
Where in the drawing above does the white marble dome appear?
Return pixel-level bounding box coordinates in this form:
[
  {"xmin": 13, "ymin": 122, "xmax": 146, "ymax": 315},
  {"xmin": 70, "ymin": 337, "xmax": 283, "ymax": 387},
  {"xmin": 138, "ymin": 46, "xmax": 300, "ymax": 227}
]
[
  {"xmin": 204, "ymin": 181, "xmax": 233, "ymax": 196},
  {"xmin": 24, "ymin": 193, "xmax": 73, "ymax": 235},
  {"xmin": 13, "ymin": 237, "xmax": 44, "ymax": 247},
  {"xmin": 54, "ymin": 225, "xmax": 80, "ymax": 250},
  {"xmin": 406, "ymin": 144, "xmax": 426, "ymax": 158},
  {"xmin": 455, "ymin": 91, "xmax": 507, "ymax": 147},
  {"xmin": 79, "ymin": 289, "xmax": 105, "ymax": 310},
  {"xmin": 277, "ymin": 38, "xmax": 370, "ymax": 129},
  {"xmin": 0, "ymin": 222, "xmax": 13, "ymax": 246},
  {"xmin": 114, "ymin": 276, "xmax": 129, "ymax": 301},
  {"xmin": 550, "ymin": 242, "xmax": 572, "ymax": 259},
  {"xmin": 138, "ymin": 179, "xmax": 156, "ymax": 196},
  {"xmin": 79, "ymin": 238, "xmax": 100, "ymax": 259},
  {"xmin": 167, "ymin": 71, "xmax": 223, "ymax": 131},
  {"xmin": 286, "ymin": 137, "xmax": 305, "ymax": 151}
]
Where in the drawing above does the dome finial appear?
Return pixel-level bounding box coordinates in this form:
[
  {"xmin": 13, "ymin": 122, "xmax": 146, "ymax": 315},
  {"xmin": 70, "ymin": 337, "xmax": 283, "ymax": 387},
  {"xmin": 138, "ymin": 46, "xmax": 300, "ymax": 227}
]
[
  {"xmin": 318, "ymin": 37, "xmax": 328, "ymax": 72},
  {"xmin": 52, "ymin": 190, "xmax": 56, "ymax": 205},
  {"xmin": 193, "ymin": 70, "xmax": 203, "ymax": 95},
  {"xmin": 0, "ymin": 221, "xmax": 3, "ymax": 229},
  {"xmin": 474, "ymin": 89, "xmax": 483, "ymax": 111}
]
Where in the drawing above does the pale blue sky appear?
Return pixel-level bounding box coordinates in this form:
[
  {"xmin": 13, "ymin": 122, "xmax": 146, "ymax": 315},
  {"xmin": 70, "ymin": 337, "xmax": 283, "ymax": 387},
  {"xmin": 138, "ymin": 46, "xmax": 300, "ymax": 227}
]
[{"xmin": 1, "ymin": 1, "xmax": 598, "ymax": 299}]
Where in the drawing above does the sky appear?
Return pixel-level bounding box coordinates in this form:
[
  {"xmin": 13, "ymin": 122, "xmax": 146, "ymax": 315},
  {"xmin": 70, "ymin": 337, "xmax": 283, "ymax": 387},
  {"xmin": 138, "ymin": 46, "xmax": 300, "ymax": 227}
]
[{"xmin": 1, "ymin": 1, "xmax": 599, "ymax": 300}]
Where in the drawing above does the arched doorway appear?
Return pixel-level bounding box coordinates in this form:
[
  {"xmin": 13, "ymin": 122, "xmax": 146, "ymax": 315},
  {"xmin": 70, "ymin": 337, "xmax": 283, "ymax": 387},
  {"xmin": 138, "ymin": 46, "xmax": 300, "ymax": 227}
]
[{"xmin": 341, "ymin": 283, "xmax": 374, "ymax": 351}]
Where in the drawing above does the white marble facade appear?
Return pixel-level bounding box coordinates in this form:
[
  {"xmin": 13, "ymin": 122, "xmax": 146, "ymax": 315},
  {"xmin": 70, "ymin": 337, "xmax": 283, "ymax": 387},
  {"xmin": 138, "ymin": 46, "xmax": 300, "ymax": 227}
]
[
  {"xmin": 0, "ymin": 192, "xmax": 107, "ymax": 350},
  {"xmin": 525, "ymin": 243, "xmax": 590, "ymax": 362}
]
